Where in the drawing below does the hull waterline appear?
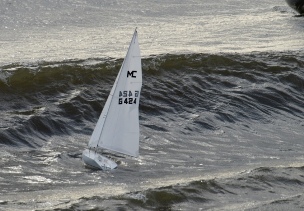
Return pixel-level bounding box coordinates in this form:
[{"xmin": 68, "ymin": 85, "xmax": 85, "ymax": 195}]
[{"xmin": 82, "ymin": 149, "xmax": 117, "ymax": 170}]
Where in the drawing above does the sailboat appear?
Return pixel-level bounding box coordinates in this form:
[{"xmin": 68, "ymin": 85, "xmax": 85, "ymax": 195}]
[{"xmin": 82, "ymin": 29, "xmax": 142, "ymax": 170}]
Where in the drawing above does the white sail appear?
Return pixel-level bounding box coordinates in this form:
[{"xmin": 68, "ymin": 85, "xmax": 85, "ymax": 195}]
[{"xmin": 88, "ymin": 29, "xmax": 142, "ymax": 157}]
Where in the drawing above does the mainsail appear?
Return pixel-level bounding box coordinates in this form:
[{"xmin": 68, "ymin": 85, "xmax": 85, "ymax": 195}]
[{"xmin": 88, "ymin": 29, "xmax": 142, "ymax": 157}]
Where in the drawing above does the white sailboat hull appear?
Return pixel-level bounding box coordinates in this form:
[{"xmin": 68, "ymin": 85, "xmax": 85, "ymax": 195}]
[
  {"xmin": 82, "ymin": 29, "xmax": 141, "ymax": 170},
  {"xmin": 82, "ymin": 149, "xmax": 117, "ymax": 170}
]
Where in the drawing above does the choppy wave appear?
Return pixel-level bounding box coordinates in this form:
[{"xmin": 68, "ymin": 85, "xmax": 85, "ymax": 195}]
[
  {"xmin": 0, "ymin": 51, "xmax": 304, "ymax": 210},
  {"xmin": 86, "ymin": 165, "xmax": 304, "ymax": 210},
  {"xmin": 5, "ymin": 165, "xmax": 299, "ymax": 210},
  {"xmin": 1, "ymin": 52, "xmax": 303, "ymax": 147}
]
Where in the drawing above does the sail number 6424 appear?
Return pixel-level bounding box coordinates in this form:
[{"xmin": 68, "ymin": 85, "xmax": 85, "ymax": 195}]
[{"xmin": 118, "ymin": 90, "xmax": 139, "ymax": 105}]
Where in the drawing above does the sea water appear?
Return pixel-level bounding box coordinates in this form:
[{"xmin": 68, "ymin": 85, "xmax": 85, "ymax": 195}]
[{"xmin": 0, "ymin": 0, "xmax": 304, "ymax": 210}]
